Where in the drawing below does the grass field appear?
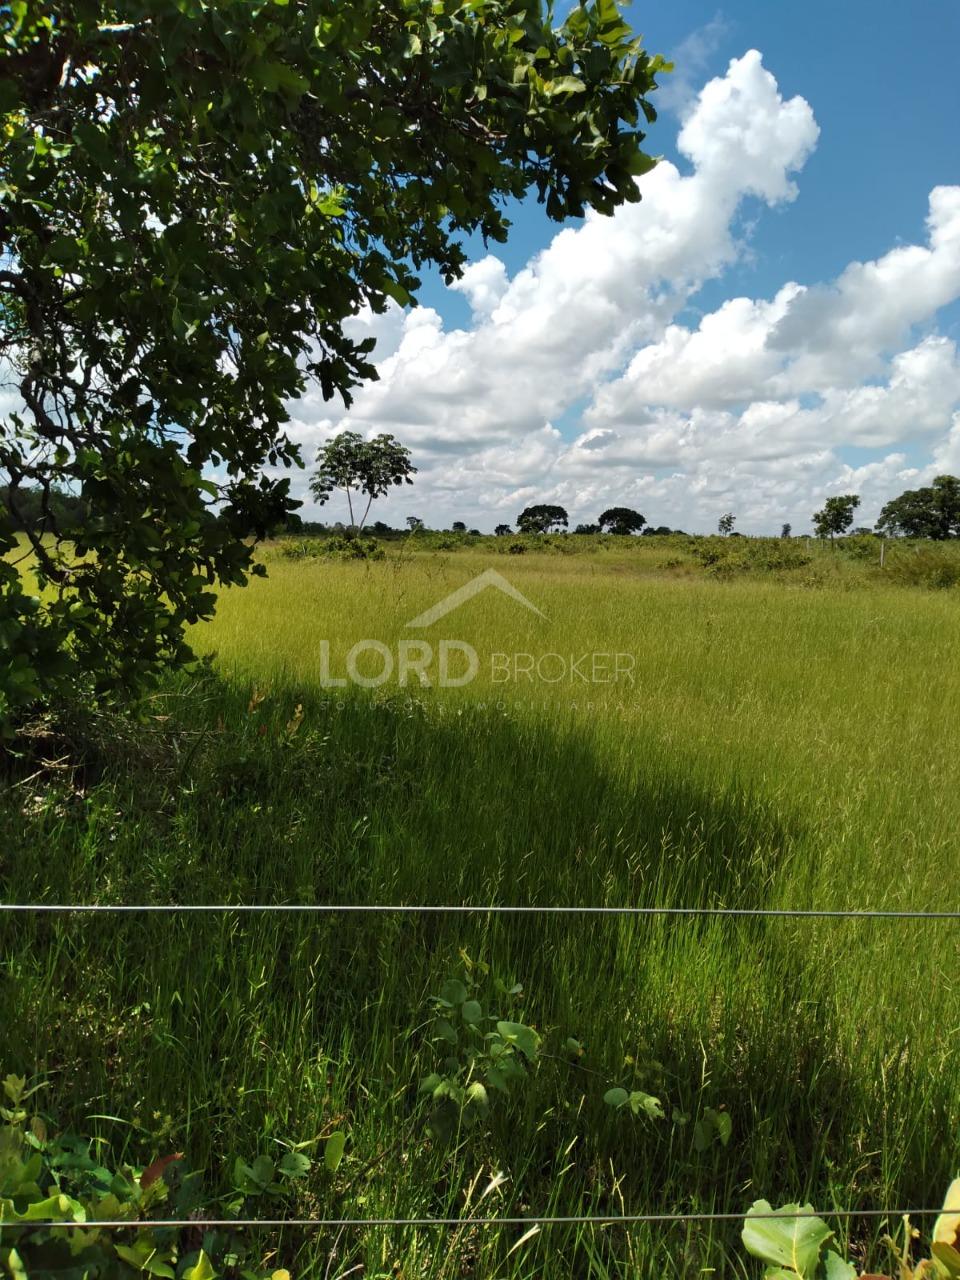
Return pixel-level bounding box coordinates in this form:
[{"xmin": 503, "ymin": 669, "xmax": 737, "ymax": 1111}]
[{"xmin": 3, "ymin": 537, "xmax": 960, "ymax": 1277}]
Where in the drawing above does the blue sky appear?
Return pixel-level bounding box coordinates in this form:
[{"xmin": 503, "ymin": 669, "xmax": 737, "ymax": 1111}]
[
  {"xmin": 421, "ymin": 0, "xmax": 960, "ymax": 331},
  {"xmin": 290, "ymin": 2, "xmax": 960, "ymax": 534}
]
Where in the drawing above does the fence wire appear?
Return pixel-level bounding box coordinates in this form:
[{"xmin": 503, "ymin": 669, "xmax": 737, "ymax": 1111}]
[
  {"xmin": 1, "ymin": 903, "xmax": 959, "ymax": 918},
  {"xmin": 2, "ymin": 901, "xmax": 954, "ymax": 1235},
  {"xmin": 0, "ymin": 1207, "xmax": 947, "ymax": 1230}
]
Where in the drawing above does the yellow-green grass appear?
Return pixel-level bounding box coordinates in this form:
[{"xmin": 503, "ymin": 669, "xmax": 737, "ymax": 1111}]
[{"xmin": 3, "ymin": 541, "xmax": 960, "ymax": 1278}]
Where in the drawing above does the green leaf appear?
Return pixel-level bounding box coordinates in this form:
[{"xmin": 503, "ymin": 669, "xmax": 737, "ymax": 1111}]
[
  {"xmin": 821, "ymin": 1251, "xmax": 858, "ymax": 1280},
  {"xmin": 603, "ymin": 1087, "xmax": 629, "ymax": 1108},
  {"xmin": 249, "ymin": 1154, "xmax": 275, "ymax": 1188},
  {"xmin": 544, "ymin": 75, "xmax": 587, "ymax": 95},
  {"xmin": 495, "ymin": 1021, "xmax": 540, "ymax": 1061},
  {"xmin": 183, "ymin": 1250, "xmax": 217, "ymax": 1280},
  {"xmin": 324, "ymin": 1130, "xmax": 346, "ymax": 1174},
  {"xmin": 741, "ymin": 1202, "xmax": 833, "ymax": 1278},
  {"xmin": 461, "ymin": 1000, "xmax": 483, "ymax": 1025},
  {"xmin": 439, "ymin": 980, "xmax": 468, "ymax": 1006},
  {"xmin": 712, "ymin": 1110, "xmax": 732, "ymax": 1146},
  {"xmin": 628, "ymin": 1091, "xmax": 664, "ymax": 1120},
  {"xmin": 932, "ymin": 1242, "xmax": 960, "ymax": 1277},
  {"xmin": 435, "ymin": 1018, "xmax": 459, "ymax": 1044},
  {"xmin": 278, "ymin": 1151, "xmax": 311, "ymax": 1178},
  {"xmin": 465, "ymin": 1082, "xmax": 488, "ymax": 1112}
]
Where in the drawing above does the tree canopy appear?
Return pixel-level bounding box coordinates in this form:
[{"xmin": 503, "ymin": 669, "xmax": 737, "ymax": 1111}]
[
  {"xmin": 0, "ymin": 0, "xmax": 668, "ymax": 730},
  {"xmin": 310, "ymin": 431, "xmax": 415, "ymax": 529},
  {"xmin": 877, "ymin": 475, "xmax": 960, "ymax": 540},
  {"xmin": 517, "ymin": 504, "xmax": 569, "ymax": 533},
  {"xmin": 812, "ymin": 494, "xmax": 860, "ymax": 541},
  {"xmin": 598, "ymin": 506, "xmax": 645, "ymax": 534}
]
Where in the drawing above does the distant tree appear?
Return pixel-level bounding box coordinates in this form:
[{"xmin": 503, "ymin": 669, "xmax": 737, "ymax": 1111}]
[
  {"xmin": 780, "ymin": 523, "xmax": 792, "ymax": 538},
  {"xmin": 1, "ymin": 484, "xmax": 87, "ymax": 533},
  {"xmin": 812, "ymin": 494, "xmax": 860, "ymax": 542},
  {"xmin": 574, "ymin": 523, "xmax": 600, "ymax": 534},
  {"xmin": 649, "ymin": 525, "xmax": 672, "ymax": 536},
  {"xmin": 469, "ymin": 528, "xmax": 482, "ymax": 536},
  {"xmin": 494, "ymin": 524, "xmax": 512, "ymax": 537},
  {"xmin": 852, "ymin": 526, "xmax": 875, "ymax": 537},
  {"xmin": 877, "ymin": 475, "xmax": 960, "ymax": 539},
  {"xmin": 406, "ymin": 516, "xmax": 425, "ymax": 531},
  {"xmin": 516, "ymin": 504, "xmax": 568, "ymax": 533},
  {"xmin": 451, "ymin": 521, "xmax": 467, "ymax": 533},
  {"xmin": 729, "ymin": 530, "xmax": 744, "ymax": 537},
  {"xmin": 598, "ymin": 507, "xmax": 646, "ymax": 535},
  {"xmin": 311, "ymin": 432, "xmax": 416, "ymax": 530},
  {"xmin": 718, "ymin": 513, "xmax": 736, "ymax": 536}
]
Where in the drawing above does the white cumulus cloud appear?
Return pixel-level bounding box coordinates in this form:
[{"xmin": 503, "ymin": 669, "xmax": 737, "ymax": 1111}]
[{"xmin": 287, "ymin": 50, "xmax": 960, "ymax": 534}]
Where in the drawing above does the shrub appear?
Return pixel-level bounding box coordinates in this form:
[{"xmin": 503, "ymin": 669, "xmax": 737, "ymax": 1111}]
[{"xmin": 280, "ymin": 535, "xmax": 384, "ymax": 562}]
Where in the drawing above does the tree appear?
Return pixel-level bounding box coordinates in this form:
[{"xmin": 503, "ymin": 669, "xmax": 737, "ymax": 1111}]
[
  {"xmin": 494, "ymin": 524, "xmax": 512, "ymax": 537},
  {"xmin": 574, "ymin": 523, "xmax": 600, "ymax": 534},
  {"xmin": 406, "ymin": 516, "xmax": 424, "ymax": 532},
  {"xmin": 516, "ymin": 505, "xmax": 569, "ymax": 533},
  {"xmin": 598, "ymin": 507, "xmax": 645, "ymax": 535},
  {"xmin": 877, "ymin": 475, "xmax": 960, "ymax": 539},
  {"xmin": 812, "ymin": 494, "xmax": 860, "ymax": 542},
  {"xmin": 718, "ymin": 513, "xmax": 736, "ymax": 536},
  {"xmin": 310, "ymin": 432, "xmax": 415, "ymax": 530},
  {"xmin": 0, "ymin": 0, "xmax": 666, "ymax": 730},
  {"xmin": 780, "ymin": 523, "xmax": 792, "ymax": 539},
  {"xmin": 451, "ymin": 521, "xmax": 467, "ymax": 533}
]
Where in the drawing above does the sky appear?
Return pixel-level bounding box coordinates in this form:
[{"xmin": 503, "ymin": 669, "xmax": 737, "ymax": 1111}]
[{"xmin": 289, "ymin": 0, "xmax": 960, "ymax": 535}]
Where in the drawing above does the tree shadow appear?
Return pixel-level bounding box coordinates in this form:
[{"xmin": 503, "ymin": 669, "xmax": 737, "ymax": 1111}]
[{"xmin": 1, "ymin": 676, "xmax": 952, "ymax": 1269}]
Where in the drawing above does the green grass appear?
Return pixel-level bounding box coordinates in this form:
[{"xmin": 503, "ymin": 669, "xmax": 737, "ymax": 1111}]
[{"xmin": 3, "ymin": 540, "xmax": 960, "ymax": 1277}]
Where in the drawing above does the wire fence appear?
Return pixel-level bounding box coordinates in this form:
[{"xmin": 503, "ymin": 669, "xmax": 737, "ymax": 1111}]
[
  {"xmin": 2, "ymin": 897, "xmax": 956, "ymax": 1234},
  {"xmin": 0, "ymin": 1208, "xmax": 948, "ymax": 1230},
  {"xmin": 2, "ymin": 902, "xmax": 959, "ymax": 918}
]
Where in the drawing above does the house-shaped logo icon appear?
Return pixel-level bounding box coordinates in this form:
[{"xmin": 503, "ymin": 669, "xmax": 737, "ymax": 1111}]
[{"xmin": 406, "ymin": 569, "xmax": 547, "ymax": 629}]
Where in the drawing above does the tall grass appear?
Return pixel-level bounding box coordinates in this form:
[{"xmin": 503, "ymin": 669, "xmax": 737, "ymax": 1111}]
[{"xmin": 2, "ymin": 542, "xmax": 959, "ymax": 1277}]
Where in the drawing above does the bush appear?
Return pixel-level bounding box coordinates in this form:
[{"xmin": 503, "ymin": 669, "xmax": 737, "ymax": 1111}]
[
  {"xmin": 0, "ymin": 1073, "xmax": 328, "ymax": 1278},
  {"xmin": 883, "ymin": 545, "xmax": 960, "ymax": 589},
  {"xmin": 279, "ymin": 535, "xmax": 384, "ymax": 562}
]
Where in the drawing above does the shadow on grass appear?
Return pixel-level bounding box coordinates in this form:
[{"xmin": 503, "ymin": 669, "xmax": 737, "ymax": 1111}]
[{"xmin": 0, "ymin": 674, "xmax": 954, "ymax": 1268}]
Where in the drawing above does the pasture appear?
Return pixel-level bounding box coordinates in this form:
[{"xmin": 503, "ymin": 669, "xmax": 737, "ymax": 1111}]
[{"xmin": 3, "ymin": 537, "xmax": 960, "ymax": 1277}]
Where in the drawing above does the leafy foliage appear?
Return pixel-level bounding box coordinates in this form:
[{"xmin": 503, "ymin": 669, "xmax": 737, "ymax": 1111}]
[
  {"xmin": 0, "ymin": 1073, "xmax": 305, "ymax": 1279},
  {"xmin": 718, "ymin": 513, "xmax": 736, "ymax": 536},
  {"xmin": 419, "ymin": 973, "xmax": 539, "ymax": 1142},
  {"xmin": 742, "ymin": 1182, "xmax": 960, "ymax": 1279},
  {"xmin": 0, "ymin": 0, "xmax": 667, "ymax": 731},
  {"xmin": 812, "ymin": 495, "xmax": 860, "ymax": 542},
  {"xmin": 877, "ymin": 475, "xmax": 960, "ymax": 540},
  {"xmin": 598, "ymin": 506, "xmax": 646, "ymax": 535},
  {"xmin": 516, "ymin": 504, "xmax": 569, "ymax": 533},
  {"xmin": 309, "ymin": 431, "xmax": 416, "ymax": 529}
]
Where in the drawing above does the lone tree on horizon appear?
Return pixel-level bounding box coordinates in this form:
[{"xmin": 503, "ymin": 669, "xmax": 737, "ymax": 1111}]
[
  {"xmin": 517, "ymin": 505, "xmax": 569, "ymax": 533},
  {"xmin": 598, "ymin": 507, "xmax": 646, "ymax": 535},
  {"xmin": 310, "ymin": 432, "xmax": 416, "ymax": 530},
  {"xmin": 812, "ymin": 494, "xmax": 860, "ymax": 542},
  {"xmin": 718, "ymin": 513, "xmax": 736, "ymax": 536}
]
